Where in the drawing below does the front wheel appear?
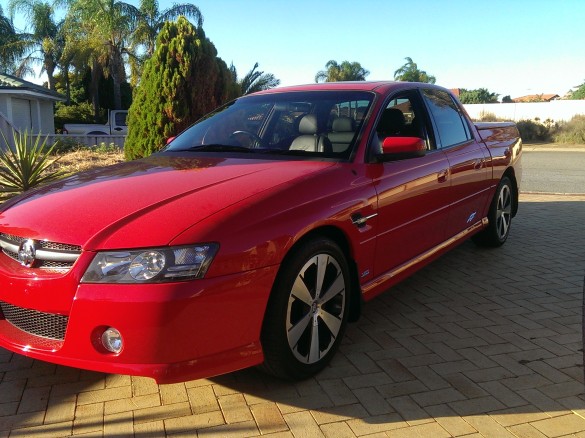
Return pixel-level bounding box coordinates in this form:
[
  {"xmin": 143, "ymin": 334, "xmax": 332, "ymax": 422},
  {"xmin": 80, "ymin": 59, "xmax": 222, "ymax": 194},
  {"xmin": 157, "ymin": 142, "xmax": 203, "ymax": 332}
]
[
  {"xmin": 260, "ymin": 238, "xmax": 351, "ymax": 380},
  {"xmin": 473, "ymin": 176, "xmax": 514, "ymax": 247}
]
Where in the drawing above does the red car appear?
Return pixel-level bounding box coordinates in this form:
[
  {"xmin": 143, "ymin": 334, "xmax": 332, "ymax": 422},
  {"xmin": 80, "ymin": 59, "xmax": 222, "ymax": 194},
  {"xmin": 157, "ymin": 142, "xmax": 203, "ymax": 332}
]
[{"xmin": 0, "ymin": 82, "xmax": 522, "ymax": 383}]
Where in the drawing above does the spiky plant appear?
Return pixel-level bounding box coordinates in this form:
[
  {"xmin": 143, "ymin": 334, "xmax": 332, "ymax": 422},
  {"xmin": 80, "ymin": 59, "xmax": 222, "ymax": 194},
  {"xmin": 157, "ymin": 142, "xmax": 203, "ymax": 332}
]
[{"xmin": 0, "ymin": 130, "xmax": 62, "ymax": 198}]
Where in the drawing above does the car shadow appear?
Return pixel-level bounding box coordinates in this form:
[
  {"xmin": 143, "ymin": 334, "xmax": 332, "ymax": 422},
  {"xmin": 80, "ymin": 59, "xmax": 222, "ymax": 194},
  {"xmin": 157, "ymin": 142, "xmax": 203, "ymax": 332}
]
[{"xmin": 1, "ymin": 198, "xmax": 584, "ymax": 436}]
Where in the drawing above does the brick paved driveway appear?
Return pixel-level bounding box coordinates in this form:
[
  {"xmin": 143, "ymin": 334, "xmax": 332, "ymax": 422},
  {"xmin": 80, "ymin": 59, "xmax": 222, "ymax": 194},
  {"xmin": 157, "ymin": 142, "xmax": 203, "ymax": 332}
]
[{"xmin": 1, "ymin": 193, "xmax": 584, "ymax": 437}]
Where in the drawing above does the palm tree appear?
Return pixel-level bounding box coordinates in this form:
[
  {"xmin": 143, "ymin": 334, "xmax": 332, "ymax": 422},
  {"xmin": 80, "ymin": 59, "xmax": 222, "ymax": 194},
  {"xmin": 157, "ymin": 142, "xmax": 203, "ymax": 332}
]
[
  {"xmin": 132, "ymin": 0, "xmax": 203, "ymax": 57},
  {"xmin": 8, "ymin": 0, "xmax": 62, "ymax": 90},
  {"xmin": 234, "ymin": 62, "xmax": 280, "ymax": 96},
  {"xmin": 315, "ymin": 60, "xmax": 369, "ymax": 83},
  {"xmin": 0, "ymin": 5, "xmax": 26, "ymax": 73},
  {"xmin": 393, "ymin": 57, "xmax": 436, "ymax": 84},
  {"xmin": 65, "ymin": 0, "xmax": 140, "ymax": 109}
]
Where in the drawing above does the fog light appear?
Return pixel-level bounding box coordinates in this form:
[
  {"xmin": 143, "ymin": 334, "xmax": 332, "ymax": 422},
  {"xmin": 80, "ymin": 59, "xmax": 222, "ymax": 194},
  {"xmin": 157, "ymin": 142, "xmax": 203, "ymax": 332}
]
[{"xmin": 101, "ymin": 327, "xmax": 123, "ymax": 354}]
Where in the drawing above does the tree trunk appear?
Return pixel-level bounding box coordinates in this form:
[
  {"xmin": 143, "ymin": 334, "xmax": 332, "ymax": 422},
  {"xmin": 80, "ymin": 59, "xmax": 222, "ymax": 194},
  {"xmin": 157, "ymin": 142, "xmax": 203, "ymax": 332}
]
[
  {"xmin": 90, "ymin": 59, "xmax": 100, "ymax": 122},
  {"xmin": 109, "ymin": 43, "xmax": 122, "ymax": 110}
]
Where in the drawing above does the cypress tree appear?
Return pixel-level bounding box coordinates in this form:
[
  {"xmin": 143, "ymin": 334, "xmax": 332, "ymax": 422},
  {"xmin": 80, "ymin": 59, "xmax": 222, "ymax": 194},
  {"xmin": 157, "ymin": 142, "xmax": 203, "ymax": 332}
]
[{"xmin": 125, "ymin": 17, "xmax": 231, "ymax": 160}]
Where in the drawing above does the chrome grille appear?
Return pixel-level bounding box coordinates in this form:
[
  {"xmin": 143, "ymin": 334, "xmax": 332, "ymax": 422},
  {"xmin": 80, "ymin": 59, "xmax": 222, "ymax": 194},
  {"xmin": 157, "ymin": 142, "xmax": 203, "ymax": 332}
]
[
  {"xmin": 0, "ymin": 233, "xmax": 81, "ymax": 272},
  {"xmin": 0, "ymin": 301, "xmax": 68, "ymax": 340}
]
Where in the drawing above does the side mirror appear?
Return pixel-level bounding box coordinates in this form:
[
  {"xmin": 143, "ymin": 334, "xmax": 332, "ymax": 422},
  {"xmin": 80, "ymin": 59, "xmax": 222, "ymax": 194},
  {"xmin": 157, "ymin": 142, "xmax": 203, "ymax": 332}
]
[
  {"xmin": 166, "ymin": 136, "xmax": 176, "ymax": 145},
  {"xmin": 376, "ymin": 137, "xmax": 426, "ymax": 161}
]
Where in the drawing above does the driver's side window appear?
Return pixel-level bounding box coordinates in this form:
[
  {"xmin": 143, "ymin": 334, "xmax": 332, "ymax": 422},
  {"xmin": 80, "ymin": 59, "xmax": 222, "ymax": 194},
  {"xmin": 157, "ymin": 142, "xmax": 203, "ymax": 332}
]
[{"xmin": 372, "ymin": 92, "xmax": 431, "ymax": 155}]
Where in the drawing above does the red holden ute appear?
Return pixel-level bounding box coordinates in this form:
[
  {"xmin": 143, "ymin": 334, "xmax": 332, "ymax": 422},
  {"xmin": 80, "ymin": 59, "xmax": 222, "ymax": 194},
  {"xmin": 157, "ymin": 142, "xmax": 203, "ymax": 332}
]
[{"xmin": 0, "ymin": 82, "xmax": 522, "ymax": 383}]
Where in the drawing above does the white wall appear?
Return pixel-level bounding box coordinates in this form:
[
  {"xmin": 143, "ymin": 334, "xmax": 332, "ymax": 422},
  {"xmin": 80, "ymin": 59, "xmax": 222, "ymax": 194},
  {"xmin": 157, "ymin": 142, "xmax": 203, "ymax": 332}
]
[{"xmin": 464, "ymin": 100, "xmax": 585, "ymax": 122}]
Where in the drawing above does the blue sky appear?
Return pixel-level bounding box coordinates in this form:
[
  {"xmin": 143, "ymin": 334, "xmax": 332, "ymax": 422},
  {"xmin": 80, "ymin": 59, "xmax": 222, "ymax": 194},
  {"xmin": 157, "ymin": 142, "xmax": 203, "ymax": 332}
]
[{"xmin": 4, "ymin": 0, "xmax": 585, "ymax": 99}]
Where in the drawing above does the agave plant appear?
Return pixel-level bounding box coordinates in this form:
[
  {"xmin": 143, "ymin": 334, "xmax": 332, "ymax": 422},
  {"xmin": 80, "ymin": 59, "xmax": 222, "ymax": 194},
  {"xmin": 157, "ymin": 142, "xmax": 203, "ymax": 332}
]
[{"xmin": 0, "ymin": 129, "xmax": 63, "ymax": 197}]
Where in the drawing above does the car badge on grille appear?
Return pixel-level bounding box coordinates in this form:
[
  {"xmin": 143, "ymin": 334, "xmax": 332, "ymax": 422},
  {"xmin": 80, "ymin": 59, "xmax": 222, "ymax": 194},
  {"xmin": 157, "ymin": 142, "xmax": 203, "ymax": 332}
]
[{"xmin": 18, "ymin": 239, "xmax": 38, "ymax": 267}]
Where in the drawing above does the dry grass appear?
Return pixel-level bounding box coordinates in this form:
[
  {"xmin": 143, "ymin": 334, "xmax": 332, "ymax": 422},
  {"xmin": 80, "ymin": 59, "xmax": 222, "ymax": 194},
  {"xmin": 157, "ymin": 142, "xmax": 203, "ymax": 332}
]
[{"xmin": 53, "ymin": 148, "xmax": 125, "ymax": 177}]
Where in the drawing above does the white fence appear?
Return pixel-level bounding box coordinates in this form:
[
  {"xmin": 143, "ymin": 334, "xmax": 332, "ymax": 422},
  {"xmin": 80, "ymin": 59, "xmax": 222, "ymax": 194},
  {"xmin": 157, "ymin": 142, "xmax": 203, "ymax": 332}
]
[{"xmin": 464, "ymin": 100, "xmax": 585, "ymax": 123}]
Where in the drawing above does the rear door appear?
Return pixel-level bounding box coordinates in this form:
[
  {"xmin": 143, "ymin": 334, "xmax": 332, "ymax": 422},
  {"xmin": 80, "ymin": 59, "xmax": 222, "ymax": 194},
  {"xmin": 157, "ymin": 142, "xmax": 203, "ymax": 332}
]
[{"xmin": 421, "ymin": 88, "xmax": 490, "ymax": 238}]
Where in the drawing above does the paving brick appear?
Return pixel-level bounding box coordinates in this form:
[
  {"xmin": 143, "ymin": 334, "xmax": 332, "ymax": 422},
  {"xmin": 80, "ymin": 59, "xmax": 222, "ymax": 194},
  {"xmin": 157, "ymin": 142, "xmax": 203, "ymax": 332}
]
[
  {"xmin": 76, "ymin": 385, "xmax": 133, "ymax": 405},
  {"xmin": 424, "ymin": 404, "xmax": 477, "ymax": 436},
  {"xmin": 73, "ymin": 402, "xmax": 103, "ymax": 435},
  {"xmin": 346, "ymin": 413, "xmax": 407, "ymax": 435},
  {"xmin": 250, "ymin": 402, "xmax": 288, "ymax": 434},
  {"xmin": 104, "ymin": 393, "xmax": 161, "ymax": 416},
  {"xmin": 376, "ymin": 358, "xmax": 416, "ymax": 382},
  {"xmin": 479, "ymin": 380, "xmax": 527, "ymax": 408},
  {"xmin": 507, "ymin": 423, "xmax": 548, "ymax": 438},
  {"xmin": 352, "ymin": 387, "xmax": 392, "ymax": 416},
  {"xmin": 283, "ymin": 411, "xmax": 324, "ymax": 437},
  {"xmin": 163, "ymin": 411, "xmax": 225, "ymax": 434},
  {"xmin": 489, "ymin": 406, "xmax": 549, "ymax": 427},
  {"xmin": 132, "ymin": 420, "xmax": 166, "ymax": 437},
  {"xmin": 133, "ymin": 402, "xmax": 192, "ymax": 425},
  {"xmin": 409, "ymin": 365, "xmax": 449, "ymax": 391},
  {"xmin": 310, "ymin": 403, "xmax": 369, "ymax": 425},
  {"xmin": 218, "ymin": 393, "xmax": 254, "ymax": 424},
  {"xmin": 16, "ymin": 386, "xmax": 51, "ymax": 414},
  {"xmin": 318, "ymin": 379, "xmax": 358, "ymax": 406},
  {"xmin": 343, "ymin": 372, "xmax": 392, "ymax": 389},
  {"xmin": 103, "ymin": 410, "xmax": 133, "ymax": 437},
  {"xmin": 386, "ymin": 421, "xmax": 451, "ymax": 438},
  {"xmin": 516, "ymin": 388, "xmax": 568, "ymax": 416},
  {"xmin": 531, "ymin": 413, "xmax": 585, "ymax": 437},
  {"xmin": 448, "ymin": 395, "xmax": 506, "ymax": 416},
  {"xmin": 131, "ymin": 376, "xmax": 159, "ymax": 397},
  {"xmin": 320, "ymin": 421, "xmax": 356, "ymax": 438},
  {"xmin": 463, "ymin": 414, "xmax": 516, "ymax": 437},
  {"xmin": 196, "ymin": 419, "xmax": 259, "ymax": 437},
  {"xmin": 410, "ymin": 388, "xmax": 467, "ymax": 408},
  {"xmin": 7, "ymin": 420, "xmax": 72, "ymax": 437}
]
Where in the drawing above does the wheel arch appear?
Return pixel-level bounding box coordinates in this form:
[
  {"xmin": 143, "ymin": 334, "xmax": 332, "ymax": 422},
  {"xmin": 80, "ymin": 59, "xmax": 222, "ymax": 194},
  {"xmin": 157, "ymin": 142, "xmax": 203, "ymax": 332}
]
[
  {"xmin": 502, "ymin": 167, "xmax": 519, "ymax": 217},
  {"xmin": 279, "ymin": 225, "xmax": 363, "ymax": 323}
]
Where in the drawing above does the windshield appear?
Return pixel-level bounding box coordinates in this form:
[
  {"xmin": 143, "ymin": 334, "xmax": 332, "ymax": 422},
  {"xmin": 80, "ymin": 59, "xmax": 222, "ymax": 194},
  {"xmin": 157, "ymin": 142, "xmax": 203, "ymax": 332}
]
[{"xmin": 164, "ymin": 91, "xmax": 374, "ymax": 159}]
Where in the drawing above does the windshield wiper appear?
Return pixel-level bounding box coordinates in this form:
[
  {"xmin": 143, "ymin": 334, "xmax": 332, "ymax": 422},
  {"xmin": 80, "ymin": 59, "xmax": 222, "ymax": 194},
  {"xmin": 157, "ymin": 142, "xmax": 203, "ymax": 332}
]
[{"xmin": 174, "ymin": 144, "xmax": 254, "ymax": 153}]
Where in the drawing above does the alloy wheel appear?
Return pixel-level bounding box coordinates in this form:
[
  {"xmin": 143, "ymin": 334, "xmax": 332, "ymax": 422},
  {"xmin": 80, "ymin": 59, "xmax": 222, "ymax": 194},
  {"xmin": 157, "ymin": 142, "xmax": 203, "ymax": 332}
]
[{"xmin": 286, "ymin": 253, "xmax": 346, "ymax": 364}]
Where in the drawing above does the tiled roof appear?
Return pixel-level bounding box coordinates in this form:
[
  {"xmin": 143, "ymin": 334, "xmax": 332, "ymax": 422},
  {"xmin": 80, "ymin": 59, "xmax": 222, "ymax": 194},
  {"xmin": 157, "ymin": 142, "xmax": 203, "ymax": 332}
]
[
  {"xmin": 512, "ymin": 94, "xmax": 560, "ymax": 103},
  {"xmin": 0, "ymin": 73, "xmax": 65, "ymax": 100}
]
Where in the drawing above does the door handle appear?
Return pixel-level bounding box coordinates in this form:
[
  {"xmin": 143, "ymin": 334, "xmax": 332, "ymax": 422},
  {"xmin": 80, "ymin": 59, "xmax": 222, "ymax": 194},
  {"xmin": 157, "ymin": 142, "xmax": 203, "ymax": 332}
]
[
  {"xmin": 437, "ymin": 169, "xmax": 448, "ymax": 183},
  {"xmin": 473, "ymin": 159, "xmax": 484, "ymax": 170}
]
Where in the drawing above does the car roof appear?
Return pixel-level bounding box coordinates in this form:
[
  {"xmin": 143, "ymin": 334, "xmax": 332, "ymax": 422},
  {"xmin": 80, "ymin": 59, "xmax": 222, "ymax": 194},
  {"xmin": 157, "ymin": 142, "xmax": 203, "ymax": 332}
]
[{"xmin": 251, "ymin": 81, "xmax": 446, "ymax": 96}]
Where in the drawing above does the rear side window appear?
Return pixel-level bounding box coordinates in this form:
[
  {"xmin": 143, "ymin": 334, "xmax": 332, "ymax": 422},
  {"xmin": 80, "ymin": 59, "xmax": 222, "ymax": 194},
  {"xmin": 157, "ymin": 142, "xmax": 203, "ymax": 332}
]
[{"xmin": 422, "ymin": 89, "xmax": 471, "ymax": 148}]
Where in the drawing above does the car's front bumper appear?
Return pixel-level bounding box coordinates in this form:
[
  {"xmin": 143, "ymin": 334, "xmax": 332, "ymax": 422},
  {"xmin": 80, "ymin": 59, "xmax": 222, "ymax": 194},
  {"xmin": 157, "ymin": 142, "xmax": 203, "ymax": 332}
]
[{"xmin": 0, "ymin": 264, "xmax": 279, "ymax": 383}]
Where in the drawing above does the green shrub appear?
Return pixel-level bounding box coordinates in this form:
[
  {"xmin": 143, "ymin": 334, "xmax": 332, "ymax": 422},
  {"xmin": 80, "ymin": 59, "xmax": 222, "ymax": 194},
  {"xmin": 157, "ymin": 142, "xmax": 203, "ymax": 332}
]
[
  {"xmin": 516, "ymin": 119, "xmax": 552, "ymax": 142},
  {"xmin": 0, "ymin": 130, "xmax": 63, "ymax": 198},
  {"xmin": 94, "ymin": 142, "xmax": 121, "ymax": 153},
  {"xmin": 553, "ymin": 115, "xmax": 585, "ymax": 144},
  {"xmin": 50, "ymin": 137, "xmax": 85, "ymax": 154}
]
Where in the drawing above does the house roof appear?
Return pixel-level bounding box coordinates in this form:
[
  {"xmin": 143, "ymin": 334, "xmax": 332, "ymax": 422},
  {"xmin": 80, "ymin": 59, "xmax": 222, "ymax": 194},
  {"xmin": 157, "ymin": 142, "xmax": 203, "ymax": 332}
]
[
  {"xmin": 512, "ymin": 94, "xmax": 560, "ymax": 103},
  {"xmin": 0, "ymin": 73, "xmax": 65, "ymax": 101}
]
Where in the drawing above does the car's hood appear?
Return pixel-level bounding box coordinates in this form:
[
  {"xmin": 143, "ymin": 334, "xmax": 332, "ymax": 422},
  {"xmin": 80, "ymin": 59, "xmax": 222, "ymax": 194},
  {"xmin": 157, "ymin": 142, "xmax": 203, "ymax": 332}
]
[{"xmin": 0, "ymin": 155, "xmax": 335, "ymax": 250}]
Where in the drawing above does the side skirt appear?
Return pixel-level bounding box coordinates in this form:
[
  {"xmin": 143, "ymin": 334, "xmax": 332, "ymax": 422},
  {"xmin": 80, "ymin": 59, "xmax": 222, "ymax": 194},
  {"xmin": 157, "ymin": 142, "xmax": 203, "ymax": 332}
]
[{"xmin": 360, "ymin": 218, "xmax": 488, "ymax": 302}]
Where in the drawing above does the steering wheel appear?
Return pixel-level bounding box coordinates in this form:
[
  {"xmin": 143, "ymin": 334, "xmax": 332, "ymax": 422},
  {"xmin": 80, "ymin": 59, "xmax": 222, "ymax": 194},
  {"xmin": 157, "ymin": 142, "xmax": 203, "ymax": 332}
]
[{"xmin": 229, "ymin": 130, "xmax": 264, "ymax": 147}]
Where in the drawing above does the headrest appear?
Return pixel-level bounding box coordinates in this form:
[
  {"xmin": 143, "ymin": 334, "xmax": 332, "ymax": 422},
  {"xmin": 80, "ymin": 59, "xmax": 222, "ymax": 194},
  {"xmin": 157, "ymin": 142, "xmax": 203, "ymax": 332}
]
[
  {"xmin": 378, "ymin": 108, "xmax": 405, "ymax": 134},
  {"xmin": 298, "ymin": 114, "xmax": 318, "ymax": 135},
  {"xmin": 332, "ymin": 117, "xmax": 355, "ymax": 132}
]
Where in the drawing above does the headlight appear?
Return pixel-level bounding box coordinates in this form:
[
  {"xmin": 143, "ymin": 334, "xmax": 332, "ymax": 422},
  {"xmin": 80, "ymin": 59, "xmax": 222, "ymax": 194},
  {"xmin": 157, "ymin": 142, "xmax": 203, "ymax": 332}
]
[{"xmin": 81, "ymin": 244, "xmax": 219, "ymax": 283}]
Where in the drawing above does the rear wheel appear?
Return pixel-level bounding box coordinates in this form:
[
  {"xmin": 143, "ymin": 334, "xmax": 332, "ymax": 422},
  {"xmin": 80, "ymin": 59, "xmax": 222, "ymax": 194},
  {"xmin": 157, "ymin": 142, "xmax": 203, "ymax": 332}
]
[
  {"xmin": 260, "ymin": 238, "xmax": 350, "ymax": 380},
  {"xmin": 473, "ymin": 176, "xmax": 514, "ymax": 247}
]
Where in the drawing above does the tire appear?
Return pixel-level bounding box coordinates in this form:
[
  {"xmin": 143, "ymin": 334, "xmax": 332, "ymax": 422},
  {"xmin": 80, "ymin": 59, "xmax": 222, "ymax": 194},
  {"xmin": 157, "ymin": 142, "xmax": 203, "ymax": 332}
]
[
  {"xmin": 473, "ymin": 176, "xmax": 514, "ymax": 247},
  {"xmin": 260, "ymin": 238, "xmax": 351, "ymax": 380}
]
